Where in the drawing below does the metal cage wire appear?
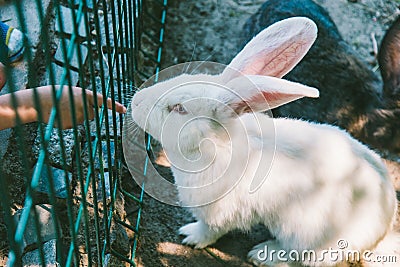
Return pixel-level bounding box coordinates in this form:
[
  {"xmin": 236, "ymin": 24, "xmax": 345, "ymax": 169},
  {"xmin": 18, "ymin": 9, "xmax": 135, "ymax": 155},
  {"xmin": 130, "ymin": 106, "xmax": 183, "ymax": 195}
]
[{"xmin": 0, "ymin": 0, "xmax": 167, "ymax": 266}]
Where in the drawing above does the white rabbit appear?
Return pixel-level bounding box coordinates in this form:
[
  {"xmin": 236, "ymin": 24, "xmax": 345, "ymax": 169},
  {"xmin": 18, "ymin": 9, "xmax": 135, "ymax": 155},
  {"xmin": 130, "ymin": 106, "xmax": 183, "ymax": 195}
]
[{"xmin": 129, "ymin": 17, "xmax": 399, "ymax": 266}]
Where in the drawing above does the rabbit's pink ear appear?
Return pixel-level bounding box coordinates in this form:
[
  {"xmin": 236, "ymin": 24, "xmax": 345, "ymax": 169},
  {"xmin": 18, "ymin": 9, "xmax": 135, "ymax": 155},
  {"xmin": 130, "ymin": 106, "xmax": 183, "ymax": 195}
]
[
  {"xmin": 222, "ymin": 17, "xmax": 317, "ymax": 82},
  {"xmin": 224, "ymin": 75, "xmax": 319, "ymax": 114}
]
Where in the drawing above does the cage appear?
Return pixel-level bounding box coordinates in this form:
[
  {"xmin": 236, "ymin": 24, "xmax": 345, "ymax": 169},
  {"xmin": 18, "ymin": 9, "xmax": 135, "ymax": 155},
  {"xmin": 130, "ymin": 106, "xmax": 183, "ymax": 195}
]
[{"xmin": 0, "ymin": 0, "xmax": 167, "ymax": 266}]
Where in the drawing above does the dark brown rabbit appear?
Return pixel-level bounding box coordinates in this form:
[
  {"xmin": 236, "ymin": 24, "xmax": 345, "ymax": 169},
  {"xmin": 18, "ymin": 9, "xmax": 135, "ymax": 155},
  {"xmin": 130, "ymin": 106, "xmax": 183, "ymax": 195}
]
[
  {"xmin": 379, "ymin": 15, "xmax": 400, "ymax": 107},
  {"xmin": 242, "ymin": 0, "xmax": 400, "ymax": 153}
]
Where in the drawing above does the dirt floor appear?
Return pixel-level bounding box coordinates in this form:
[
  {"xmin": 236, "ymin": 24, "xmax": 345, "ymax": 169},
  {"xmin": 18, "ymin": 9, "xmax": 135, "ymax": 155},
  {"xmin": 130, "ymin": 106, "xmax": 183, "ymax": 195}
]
[{"xmin": 133, "ymin": 0, "xmax": 400, "ymax": 267}]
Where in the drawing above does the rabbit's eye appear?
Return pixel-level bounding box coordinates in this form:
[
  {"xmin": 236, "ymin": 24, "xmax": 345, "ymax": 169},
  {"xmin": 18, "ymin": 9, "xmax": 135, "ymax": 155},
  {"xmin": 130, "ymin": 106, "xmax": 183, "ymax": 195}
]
[{"xmin": 170, "ymin": 103, "xmax": 188, "ymax": 115}]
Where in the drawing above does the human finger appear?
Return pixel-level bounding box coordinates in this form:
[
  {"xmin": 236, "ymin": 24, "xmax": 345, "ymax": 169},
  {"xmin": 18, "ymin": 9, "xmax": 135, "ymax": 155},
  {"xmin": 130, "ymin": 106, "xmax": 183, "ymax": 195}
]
[{"xmin": 86, "ymin": 89, "xmax": 126, "ymax": 114}]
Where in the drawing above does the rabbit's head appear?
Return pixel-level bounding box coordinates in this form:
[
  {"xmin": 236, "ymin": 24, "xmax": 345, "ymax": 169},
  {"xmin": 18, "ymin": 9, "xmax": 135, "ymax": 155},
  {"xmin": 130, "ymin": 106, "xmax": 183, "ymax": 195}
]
[{"xmin": 130, "ymin": 17, "xmax": 319, "ymax": 154}]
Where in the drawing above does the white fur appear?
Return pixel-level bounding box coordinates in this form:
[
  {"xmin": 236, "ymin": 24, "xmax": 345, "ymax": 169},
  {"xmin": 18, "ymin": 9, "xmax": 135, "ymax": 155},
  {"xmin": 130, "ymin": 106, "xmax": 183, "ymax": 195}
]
[{"xmin": 129, "ymin": 17, "xmax": 399, "ymax": 266}]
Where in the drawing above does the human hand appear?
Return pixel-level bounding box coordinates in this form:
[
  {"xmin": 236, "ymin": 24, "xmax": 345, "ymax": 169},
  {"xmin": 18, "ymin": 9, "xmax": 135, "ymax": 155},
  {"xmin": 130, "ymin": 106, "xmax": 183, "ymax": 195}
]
[
  {"xmin": 0, "ymin": 85, "xmax": 127, "ymax": 130},
  {"xmin": 39, "ymin": 85, "xmax": 127, "ymax": 129}
]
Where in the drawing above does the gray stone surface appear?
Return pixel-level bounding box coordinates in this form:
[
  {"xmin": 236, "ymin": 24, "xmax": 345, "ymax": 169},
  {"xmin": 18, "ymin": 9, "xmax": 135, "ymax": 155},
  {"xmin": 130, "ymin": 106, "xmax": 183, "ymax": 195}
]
[
  {"xmin": 90, "ymin": 109, "xmax": 123, "ymax": 138},
  {"xmin": 33, "ymin": 128, "xmax": 79, "ymax": 169},
  {"xmin": 103, "ymin": 253, "xmax": 125, "ymax": 266},
  {"xmin": 98, "ymin": 9, "xmax": 115, "ymax": 48},
  {"xmin": 94, "ymin": 139, "xmax": 116, "ymax": 170},
  {"xmin": 107, "ymin": 108, "xmax": 123, "ymax": 137},
  {"xmin": 103, "ymin": 254, "xmax": 112, "ymax": 266},
  {"xmin": 13, "ymin": 204, "xmax": 59, "ymax": 250},
  {"xmin": 97, "ymin": 171, "xmax": 111, "ymax": 201},
  {"xmin": 47, "ymin": 62, "xmax": 80, "ymax": 86},
  {"xmin": 54, "ymin": 39, "xmax": 89, "ymax": 70},
  {"xmin": 22, "ymin": 239, "xmax": 58, "ymax": 267},
  {"xmin": 36, "ymin": 164, "xmax": 72, "ymax": 199},
  {"xmin": 56, "ymin": 5, "xmax": 87, "ymax": 38}
]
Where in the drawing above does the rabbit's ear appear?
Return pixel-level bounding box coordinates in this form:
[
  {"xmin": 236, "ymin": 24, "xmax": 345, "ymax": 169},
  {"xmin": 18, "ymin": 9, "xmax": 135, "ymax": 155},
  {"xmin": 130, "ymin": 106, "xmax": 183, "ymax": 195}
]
[
  {"xmin": 224, "ymin": 75, "xmax": 319, "ymax": 114},
  {"xmin": 378, "ymin": 16, "xmax": 400, "ymax": 102},
  {"xmin": 222, "ymin": 17, "xmax": 317, "ymax": 82}
]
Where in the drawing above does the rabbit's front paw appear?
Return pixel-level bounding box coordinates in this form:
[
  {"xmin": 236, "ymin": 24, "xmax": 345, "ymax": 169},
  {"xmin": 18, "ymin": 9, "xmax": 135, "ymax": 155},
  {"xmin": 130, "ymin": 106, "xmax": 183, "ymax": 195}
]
[{"xmin": 179, "ymin": 221, "xmax": 221, "ymax": 249}]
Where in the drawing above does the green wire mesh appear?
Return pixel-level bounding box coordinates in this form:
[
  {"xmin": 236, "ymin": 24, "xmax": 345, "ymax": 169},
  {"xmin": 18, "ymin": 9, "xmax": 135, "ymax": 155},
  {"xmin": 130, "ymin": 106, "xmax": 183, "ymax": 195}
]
[{"xmin": 0, "ymin": 0, "xmax": 167, "ymax": 266}]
